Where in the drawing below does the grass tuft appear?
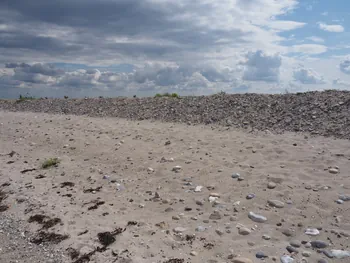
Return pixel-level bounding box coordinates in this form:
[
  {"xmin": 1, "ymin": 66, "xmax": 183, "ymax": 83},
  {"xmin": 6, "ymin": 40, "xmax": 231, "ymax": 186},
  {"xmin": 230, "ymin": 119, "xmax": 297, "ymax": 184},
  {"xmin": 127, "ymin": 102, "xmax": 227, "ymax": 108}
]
[{"xmin": 41, "ymin": 158, "xmax": 60, "ymax": 169}]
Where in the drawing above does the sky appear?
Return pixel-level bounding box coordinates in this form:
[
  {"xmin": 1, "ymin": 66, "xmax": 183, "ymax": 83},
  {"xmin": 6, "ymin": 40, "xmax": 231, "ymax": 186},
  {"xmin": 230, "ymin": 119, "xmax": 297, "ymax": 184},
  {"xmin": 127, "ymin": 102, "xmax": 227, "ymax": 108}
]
[{"xmin": 0, "ymin": 0, "xmax": 350, "ymax": 98}]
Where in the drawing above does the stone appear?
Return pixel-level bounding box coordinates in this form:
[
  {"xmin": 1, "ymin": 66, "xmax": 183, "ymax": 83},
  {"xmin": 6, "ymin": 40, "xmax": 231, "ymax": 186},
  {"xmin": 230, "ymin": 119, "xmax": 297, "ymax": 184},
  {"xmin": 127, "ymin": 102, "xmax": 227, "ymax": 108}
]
[
  {"xmin": 190, "ymin": 251, "xmax": 198, "ymax": 256},
  {"xmin": 317, "ymin": 260, "xmax": 328, "ymax": 263},
  {"xmin": 281, "ymin": 228, "xmax": 294, "ymax": 237},
  {"xmin": 196, "ymin": 200, "xmax": 204, "ymax": 206},
  {"xmin": 280, "ymin": 255, "xmax": 294, "ymax": 263},
  {"xmin": 195, "ymin": 226, "xmax": 207, "ymax": 232},
  {"xmin": 286, "ymin": 246, "xmax": 298, "ymax": 253},
  {"xmin": 305, "ymin": 228, "xmax": 320, "ymax": 236},
  {"xmin": 268, "ymin": 200, "xmax": 285, "ymax": 208},
  {"xmin": 311, "ymin": 240, "xmax": 328, "ymax": 249},
  {"xmin": 336, "ymin": 199, "xmax": 344, "ymax": 204},
  {"xmin": 267, "ymin": 182, "xmax": 277, "ymax": 189},
  {"xmin": 302, "ymin": 251, "xmax": 312, "ymax": 257},
  {"xmin": 194, "ymin": 186, "xmax": 203, "ymax": 192},
  {"xmin": 238, "ymin": 227, "xmax": 251, "ymax": 235},
  {"xmin": 232, "ymin": 173, "xmax": 240, "ymax": 179},
  {"xmin": 322, "ymin": 251, "xmax": 334, "ymax": 258},
  {"xmin": 256, "ymin": 252, "xmax": 267, "ymax": 259},
  {"xmin": 232, "ymin": 257, "xmax": 253, "ymax": 263},
  {"xmin": 329, "ymin": 168, "xmax": 339, "ymax": 174},
  {"xmin": 165, "ymin": 207, "xmax": 174, "ymax": 212},
  {"xmin": 209, "ymin": 210, "xmax": 222, "ymax": 220},
  {"xmin": 339, "ymin": 195, "xmax": 350, "ymax": 201},
  {"xmin": 209, "ymin": 193, "xmax": 220, "ymax": 197},
  {"xmin": 330, "ymin": 249, "xmax": 350, "ymax": 259},
  {"xmin": 248, "ymin": 212, "xmax": 267, "ymax": 223},
  {"xmin": 304, "ymin": 242, "xmax": 312, "ymax": 248},
  {"xmin": 262, "ymin": 234, "xmax": 271, "ymax": 240},
  {"xmin": 215, "ymin": 229, "xmax": 224, "ymax": 236},
  {"xmin": 290, "ymin": 240, "xmax": 301, "ymax": 248},
  {"xmin": 172, "ymin": 215, "xmax": 180, "ymax": 220},
  {"xmin": 173, "ymin": 227, "xmax": 187, "ymax": 233},
  {"xmin": 172, "ymin": 166, "xmax": 182, "ymax": 172},
  {"xmin": 147, "ymin": 167, "xmax": 154, "ymax": 172},
  {"xmin": 246, "ymin": 194, "xmax": 255, "ymax": 200},
  {"xmin": 209, "ymin": 196, "xmax": 218, "ymax": 202}
]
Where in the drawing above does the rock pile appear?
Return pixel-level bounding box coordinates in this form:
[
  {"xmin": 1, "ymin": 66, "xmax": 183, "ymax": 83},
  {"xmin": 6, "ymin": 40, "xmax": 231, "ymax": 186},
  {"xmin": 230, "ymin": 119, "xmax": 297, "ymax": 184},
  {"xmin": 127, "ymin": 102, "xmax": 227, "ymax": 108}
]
[{"xmin": 1, "ymin": 90, "xmax": 350, "ymax": 139}]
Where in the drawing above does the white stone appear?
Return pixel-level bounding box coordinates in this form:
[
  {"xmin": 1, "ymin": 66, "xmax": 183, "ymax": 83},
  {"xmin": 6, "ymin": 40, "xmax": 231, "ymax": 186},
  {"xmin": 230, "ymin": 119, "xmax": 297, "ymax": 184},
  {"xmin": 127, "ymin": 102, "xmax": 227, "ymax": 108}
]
[
  {"xmin": 194, "ymin": 186, "xmax": 203, "ymax": 192},
  {"xmin": 248, "ymin": 212, "xmax": 267, "ymax": 223},
  {"xmin": 305, "ymin": 228, "xmax": 320, "ymax": 236}
]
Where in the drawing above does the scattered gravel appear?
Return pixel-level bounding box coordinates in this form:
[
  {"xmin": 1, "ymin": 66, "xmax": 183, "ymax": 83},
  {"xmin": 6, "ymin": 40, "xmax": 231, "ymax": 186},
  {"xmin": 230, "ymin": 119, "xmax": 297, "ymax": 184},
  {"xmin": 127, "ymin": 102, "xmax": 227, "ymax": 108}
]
[{"xmin": 1, "ymin": 90, "xmax": 350, "ymax": 139}]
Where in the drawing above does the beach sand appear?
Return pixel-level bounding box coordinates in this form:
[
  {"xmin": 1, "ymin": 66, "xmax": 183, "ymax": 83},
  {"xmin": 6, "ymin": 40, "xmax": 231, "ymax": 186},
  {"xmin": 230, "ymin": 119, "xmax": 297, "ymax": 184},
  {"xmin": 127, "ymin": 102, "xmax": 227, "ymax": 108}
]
[{"xmin": 0, "ymin": 111, "xmax": 349, "ymax": 263}]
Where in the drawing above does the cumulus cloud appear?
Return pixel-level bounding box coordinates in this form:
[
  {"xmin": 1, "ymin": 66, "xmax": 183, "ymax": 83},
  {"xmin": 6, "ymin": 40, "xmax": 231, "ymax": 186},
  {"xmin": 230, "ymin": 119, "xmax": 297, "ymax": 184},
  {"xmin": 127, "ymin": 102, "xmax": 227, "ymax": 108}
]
[
  {"xmin": 339, "ymin": 57, "xmax": 350, "ymax": 74},
  {"xmin": 240, "ymin": 50, "xmax": 282, "ymax": 82},
  {"xmin": 306, "ymin": 36, "xmax": 324, "ymax": 43},
  {"xmin": 333, "ymin": 78, "xmax": 350, "ymax": 87},
  {"xmin": 289, "ymin": 44, "xmax": 327, "ymax": 54},
  {"xmin": 318, "ymin": 23, "xmax": 344, "ymax": 32},
  {"xmin": 293, "ymin": 66, "xmax": 326, "ymax": 84}
]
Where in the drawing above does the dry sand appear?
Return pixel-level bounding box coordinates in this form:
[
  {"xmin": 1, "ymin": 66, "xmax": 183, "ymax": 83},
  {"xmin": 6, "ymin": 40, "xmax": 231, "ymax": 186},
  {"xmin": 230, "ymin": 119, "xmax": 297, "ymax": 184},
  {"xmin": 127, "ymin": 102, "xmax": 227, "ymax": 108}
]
[{"xmin": 0, "ymin": 111, "xmax": 349, "ymax": 263}]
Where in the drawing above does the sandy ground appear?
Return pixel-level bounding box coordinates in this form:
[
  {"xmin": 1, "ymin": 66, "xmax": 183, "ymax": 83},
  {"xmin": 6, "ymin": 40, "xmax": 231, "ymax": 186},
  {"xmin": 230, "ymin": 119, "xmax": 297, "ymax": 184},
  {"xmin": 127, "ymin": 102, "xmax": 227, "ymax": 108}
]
[{"xmin": 0, "ymin": 111, "xmax": 349, "ymax": 263}]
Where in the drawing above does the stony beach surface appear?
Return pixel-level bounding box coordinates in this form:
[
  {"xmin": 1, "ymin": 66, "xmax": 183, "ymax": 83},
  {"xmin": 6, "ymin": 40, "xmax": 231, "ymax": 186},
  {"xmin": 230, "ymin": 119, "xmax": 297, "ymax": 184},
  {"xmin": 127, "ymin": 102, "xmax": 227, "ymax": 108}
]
[{"xmin": 0, "ymin": 91, "xmax": 350, "ymax": 263}]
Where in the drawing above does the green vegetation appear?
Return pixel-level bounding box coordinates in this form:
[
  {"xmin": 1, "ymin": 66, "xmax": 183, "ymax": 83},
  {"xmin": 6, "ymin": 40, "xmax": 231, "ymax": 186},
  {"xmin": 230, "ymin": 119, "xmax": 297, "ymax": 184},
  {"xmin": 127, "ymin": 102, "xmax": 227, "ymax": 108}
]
[
  {"xmin": 17, "ymin": 94, "xmax": 37, "ymax": 102},
  {"xmin": 154, "ymin": 92, "xmax": 179, "ymax": 98},
  {"xmin": 41, "ymin": 158, "xmax": 60, "ymax": 169}
]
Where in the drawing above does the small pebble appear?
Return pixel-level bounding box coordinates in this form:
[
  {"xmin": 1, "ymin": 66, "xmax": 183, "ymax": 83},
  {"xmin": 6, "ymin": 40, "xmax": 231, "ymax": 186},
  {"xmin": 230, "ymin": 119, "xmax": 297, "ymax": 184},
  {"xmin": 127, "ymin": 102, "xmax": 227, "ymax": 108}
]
[
  {"xmin": 194, "ymin": 186, "xmax": 203, "ymax": 192},
  {"xmin": 196, "ymin": 226, "xmax": 207, "ymax": 232},
  {"xmin": 317, "ymin": 260, "xmax": 328, "ymax": 263},
  {"xmin": 238, "ymin": 227, "xmax": 251, "ymax": 235},
  {"xmin": 302, "ymin": 251, "xmax": 312, "ymax": 257},
  {"xmin": 190, "ymin": 251, "xmax": 198, "ymax": 256},
  {"xmin": 256, "ymin": 252, "xmax": 267, "ymax": 259},
  {"xmin": 280, "ymin": 255, "xmax": 294, "ymax": 263},
  {"xmin": 336, "ymin": 199, "xmax": 344, "ymax": 204},
  {"xmin": 329, "ymin": 168, "xmax": 339, "ymax": 174},
  {"xmin": 286, "ymin": 245, "xmax": 299, "ymax": 253},
  {"xmin": 305, "ymin": 228, "xmax": 320, "ymax": 236},
  {"xmin": 209, "ymin": 211, "xmax": 222, "ymax": 220},
  {"xmin": 262, "ymin": 234, "xmax": 271, "ymax": 240},
  {"xmin": 246, "ymin": 194, "xmax": 255, "ymax": 200},
  {"xmin": 248, "ymin": 212, "xmax": 267, "ymax": 223},
  {"xmin": 173, "ymin": 227, "xmax": 187, "ymax": 233},
  {"xmin": 290, "ymin": 240, "xmax": 301, "ymax": 248},
  {"xmin": 311, "ymin": 240, "xmax": 328, "ymax": 249},
  {"xmin": 232, "ymin": 173, "xmax": 240, "ymax": 179},
  {"xmin": 215, "ymin": 229, "xmax": 224, "ymax": 236},
  {"xmin": 232, "ymin": 258, "xmax": 253, "ymax": 263},
  {"xmin": 268, "ymin": 200, "xmax": 285, "ymax": 208},
  {"xmin": 267, "ymin": 182, "xmax": 277, "ymax": 189}
]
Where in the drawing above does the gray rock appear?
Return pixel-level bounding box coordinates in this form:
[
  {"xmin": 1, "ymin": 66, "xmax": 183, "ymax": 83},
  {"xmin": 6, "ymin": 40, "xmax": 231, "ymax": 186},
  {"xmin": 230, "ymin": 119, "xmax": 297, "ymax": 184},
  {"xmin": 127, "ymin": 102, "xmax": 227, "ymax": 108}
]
[
  {"xmin": 280, "ymin": 255, "xmax": 294, "ymax": 263},
  {"xmin": 286, "ymin": 246, "xmax": 299, "ymax": 253},
  {"xmin": 232, "ymin": 258, "xmax": 253, "ymax": 263},
  {"xmin": 195, "ymin": 226, "xmax": 207, "ymax": 232},
  {"xmin": 336, "ymin": 199, "xmax": 344, "ymax": 204},
  {"xmin": 196, "ymin": 200, "xmax": 204, "ymax": 206},
  {"xmin": 172, "ymin": 215, "xmax": 180, "ymax": 220},
  {"xmin": 329, "ymin": 168, "xmax": 339, "ymax": 174},
  {"xmin": 262, "ymin": 234, "xmax": 271, "ymax": 240},
  {"xmin": 238, "ymin": 227, "xmax": 251, "ymax": 235},
  {"xmin": 248, "ymin": 212, "xmax": 267, "ymax": 223},
  {"xmin": 317, "ymin": 259, "xmax": 328, "ymax": 263},
  {"xmin": 232, "ymin": 173, "xmax": 240, "ymax": 179},
  {"xmin": 290, "ymin": 240, "xmax": 301, "ymax": 248},
  {"xmin": 268, "ymin": 200, "xmax": 285, "ymax": 208},
  {"xmin": 209, "ymin": 210, "xmax": 222, "ymax": 220},
  {"xmin": 215, "ymin": 229, "xmax": 224, "ymax": 236},
  {"xmin": 311, "ymin": 240, "xmax": 328, "ymax": 249},
  {"xmin": 281, "ymin": 228, "xmax": 294, "ymax": 237},
  {"xmin": 256, "ymin": 252, "xmax": 267, "ymax": 259},
  {"xmin": 330, "ymin": 249, "xmax": 350, "ymax": 259},
  {"xmin": 302, "ymin": 251, "xmax": 312, "ymax": 257},
  {"xmin": 322, "ymin": 250, "xmax": 334, "ymax": 258},
  {"xmin": 339, "ymin": 194, "xmax": 350, "ymax": 201},
  {"xmin": 267, "ymin": 182, "xmax": 277, "ymax": 189},
  {"xmin": 190, "ymin": 251, "xmax": 198, "ymax": 256},
  {"xmin": 305, "ymin": 228, "xmax": 320, "ymax": 236},
  {"xmin": 173, "ymin": 227, "xmax": 187, "ymax": 233},
  {"xmin": 246, "ymin": 194, "xmax": 255, "ymax": 200}
]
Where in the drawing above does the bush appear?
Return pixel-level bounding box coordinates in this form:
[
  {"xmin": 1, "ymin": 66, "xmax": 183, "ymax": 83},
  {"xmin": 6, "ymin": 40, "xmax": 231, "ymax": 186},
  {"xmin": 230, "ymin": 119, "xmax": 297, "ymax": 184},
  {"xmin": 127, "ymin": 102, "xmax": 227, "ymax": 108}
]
[
  {"xmin": 17, "ymin": 94, "xmax": 36, "ymax": 102},
  {"xmin": 42, "ymin": 158, "xmax": 60, "ymax": 169},
  {"xmin": 154, "ymin": 93, "xmax": 180, "ymax": 98}
]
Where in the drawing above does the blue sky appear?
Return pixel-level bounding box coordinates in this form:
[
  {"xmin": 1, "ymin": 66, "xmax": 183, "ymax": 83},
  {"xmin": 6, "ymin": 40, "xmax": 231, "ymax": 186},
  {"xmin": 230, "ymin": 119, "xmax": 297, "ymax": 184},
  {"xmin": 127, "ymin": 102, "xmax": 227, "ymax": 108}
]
[{"xmin": 0, "ymin": 0, "xmax": 350, "ymax": 98}]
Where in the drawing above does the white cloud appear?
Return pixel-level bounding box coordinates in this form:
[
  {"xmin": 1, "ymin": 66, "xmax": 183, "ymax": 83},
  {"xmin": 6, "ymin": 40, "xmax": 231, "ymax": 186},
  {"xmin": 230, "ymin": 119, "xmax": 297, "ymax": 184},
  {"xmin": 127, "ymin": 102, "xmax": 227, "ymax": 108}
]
[
  {"xmin": 318, "ymin": 23, "xmax": 344, "ymax": 32},
  {"xmin": 306, "ymin": 36, "xmax": 324, "ymax": 43},
  {"xmin": 240, "ymin": 50, "xmax": 282, "ymax": 82},
  {"xmin": 264, "ymin": 20, "xmax": 306, "ymax": 31},
  {"xmin": 289, "ymin": 44, "xmax": 327, "ymax": 54},
  {"xmin": 321, "ymin": 12, "xmax": 328, "ymax": 16},
  {"xmin": 333, "ymin": 78, "xmax": 350, "ymax": 87},
  {"xmin": 340, "ymin": 57, "xmax": 350, "ymax": 74},
  {"xmin": 293, "ymin": 66, "xmax": 326, "ymax": 84}
]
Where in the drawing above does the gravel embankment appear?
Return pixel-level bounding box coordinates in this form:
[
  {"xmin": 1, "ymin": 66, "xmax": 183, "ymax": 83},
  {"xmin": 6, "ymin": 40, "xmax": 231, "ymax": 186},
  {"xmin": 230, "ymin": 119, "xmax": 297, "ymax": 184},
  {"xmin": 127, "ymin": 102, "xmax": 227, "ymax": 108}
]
[{"xmin": 1, "ymin": 90, "xmax": 349, "ymax": 139}]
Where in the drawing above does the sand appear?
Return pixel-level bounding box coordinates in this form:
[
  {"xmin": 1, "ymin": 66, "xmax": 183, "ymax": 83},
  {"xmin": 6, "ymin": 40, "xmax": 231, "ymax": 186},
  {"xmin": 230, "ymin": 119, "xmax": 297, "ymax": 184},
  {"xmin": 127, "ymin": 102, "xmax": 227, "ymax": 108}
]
[{"xmin": 0, "ymin": 111, "xmax": 350, "ymax": 263}]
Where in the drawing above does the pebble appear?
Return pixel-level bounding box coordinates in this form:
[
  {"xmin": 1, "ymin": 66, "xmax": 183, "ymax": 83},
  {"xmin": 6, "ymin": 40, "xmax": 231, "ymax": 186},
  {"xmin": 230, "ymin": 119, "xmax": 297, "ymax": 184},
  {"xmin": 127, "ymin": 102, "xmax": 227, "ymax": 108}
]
[
  {"xmin": 147, "ymin": 167, "xmax": 154, "ymax": 172},
  {"xmin": 190, "ymin": 251, "xmax": 198, "ymax": 256},
  {"xmin": 209, "ymin": 193, "xmax": 220, "ymax": 197},
  {"xmin": 330, "ymin": 249, "xmax": 350, "ymax": 259},
  {"xmin": 262, "ymin": 234, "xmax": 271, "ymax": 240},
  {"xmin": 238, "ymin": 227, "xmax": 251, "ymax": 235},
  {"xmin": 246, "ymin": 194, "xmax": 255, "ymax": 200},
  {"xmin": 194, "ymin": 186, "xmax": 203, "ymax": 192},
  {"xmin": 215, "ymin": 229, "xmax": 224, "ymax": 236},
  {"xmin": 302, "ymin": 251, "xmax": 312, "ymax": 257},
  {"xmin": 280, "ymin": 255, "xmax": 294, "ymax": 263},
  {"xmin": 322, "ymin": 250, "xmax": 334, "ymax": 258},
  {"xmin": 196, "ymin": 200, "xmax": 204, "ymax": 206},
  {"xmin": 232, "ymin": 257, "xmax": 253, "ymax": 263},
  {"xmin": 195, "ymin": 226, "xmax": 207, "ymax": 232},
  {"xmin": 286, "ymin": 246, "xmax": 299, "ymax": 253},
  {"xmin": 305, "ymin": 228, "xmax": 320, "ymax": 236},
  {"xmin": 336, "ymin": 199, "xmax": 344, "ymax": 204},
  {"xmin": 329, "ymin": 168, "xmax": 339, "ymax": 174},
  {"xmin": 172, "ymin": 166, "xmax": 182, "ymax": 172},
  {"xmin": 172, "ymin": 215, "xmax": 180, "ymax": 220},
  {"xmin": 311, "ymin": 240, "xmax": 328, "ymax": 249},
  {"xmin": 290, "ymin": 240, "xmax": 301, "ymax": 248},
  {"xmin": 209, "ymin": 211, "xmax": 222, "ymax": 220},
  {"xmin": 267, "ymin": 182, "xmax": 277, "ymax": 189},
  {"xmin": 165, "ymin": 207, "xmax": 174, "ymax": 212},
  {"xmin": 268, "ymin": 200, "xmax": 285, "ymax": 208},
  {"xmin": 317, "ymin": 260, "xmax": 328, "ymax": 263},
  {"xmin": 232, "ymin": 173, "xmax": 240, "ymax": 179},
  {"xmin": 304, "ymin": 242, "xmax": 312, "ymax": 248},
  {"xmin": 339, "ymin": 195, "xmax": 350, "ymax": 201},
  {"xmin": 173, "ymin": 227, "xmax": 187, "ymax": 233},
  {"xmin": 281, "ymin": 228, "xmax": 294, "ymax": 237},
  {"xmin": 248, "ymin": 212, "xmax": 267, "ymax": 223},
  {"xmin": 209, "ymin": 196, "xmax": 218, "ymax": 202},
  {"xmin": 256, "ymin": 252, "xmax": 267, "ymax": 259}
]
